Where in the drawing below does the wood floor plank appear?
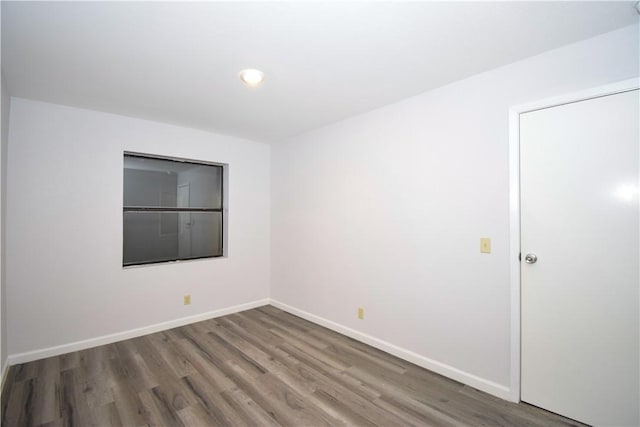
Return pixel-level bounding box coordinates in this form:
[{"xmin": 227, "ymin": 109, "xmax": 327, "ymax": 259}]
[
  {"xmin": 12, "ymin": 361, "xmax": 38, "ymax": 384},
  {"xmin": 78, "ymin": 345, "xmax": 115, "ymax": 381},
  {"xmin": 238, "ymin": 336, "xmax": 403, "ymax": 426},
  {"xmin": 208, "ymin": 320, "xmax": 289, "ymax": 376},
  {"xmin": 29, "ymin": 374, "xmax": 61, "ymax": 426},
  {"xmin": 1, "ymin": 366, "xmax": 18, "ymax": 414},
  {"xmin": 175, "ymin": 403, "xmax": 216, "ymax": 427},
  {"xmin": 2, "ymin": 306, "xmax": 588, "ymax": 427},
  {"xmin": 373, "ymin": 394, "xmax": 464, "ymax": 427},
  {"xmin": 309, "ymin": 372, "xmax": 411, "ymax": 426},
  {"xmin": 89, "ymin": 402, "xmax": 123, "ymax": 427},
  {"xmin": 137, "ymin": 389, "xmax": 185, "ymax": 427},
  {"xmin": 216, "ymin": 316, "xmax": 299, "ymax": 371},
  {"xmin": 171, "ymin": 338, "xmax": 237, "ymax": 394},
  {"xmin": 244, "ymin": 309, "xmax": 330, "ymax": 352},
  {"xmin": 80, "ymin": 374, "xmax": 115, "ymax": 410},
  {"xmin": 276, "ymin": 340, "xmax": 383, "ymax": 402},
  {"xmin": 180, "ymin": 323, "xmax": 257, "ymax": 380},
  {"xmin": 132, "ymin": 336, "xmax": 177, "ymax": 379},
  {"xmin": 59, "ymin": 369, "xmax": 93, "ymax": 427},
  {"xmin": 311, "ymin": 387, "xmax": 380, "ymax": 427},
  {"xmin": 345, "ymin": 364, "xmax": 476, "ymax": 424},
  {"xmin": 233, "ymin": 371, "xmax": 338, "ymax": 427},
  {"xmin": 204, "ymin": 330, "xmax": 268, "ymax": 378},
  {"xmin": 179, "ymin": 326, "xmax": 263, "ymax": 393},
  {"xmin": 3, "ymin": 378, "xmax": 31, "ymax": 427},
  {"xmin": 309, "ymin": 328, "xmax": 409, "ymax": 374},
  {"xmin": 145, "ymin": 332, "xmax": 197, "ymax": 379},
  {"xmin": 108, "ymin": 376, "xmax": 149, "ymax": 427},
  {"xmin": 180, "ymin": 373, "xmax": 245, "ymax": 426},
  {"xmin": 58, "ymin": 353, "xmax": 81, "ymax": 373},
  {"xmin": 220, "ymin": 387, "xmax": 282, "ymax": 427},
  {"xmin": 254, "ymin": 306, "xmax": 313, "ymax": 335},
  {"xmin": 109, "ymin": 353, "xmax": 159, "ymax": 394}
]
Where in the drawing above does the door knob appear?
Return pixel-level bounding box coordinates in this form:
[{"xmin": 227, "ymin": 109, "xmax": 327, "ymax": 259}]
[{"xmin": 524, "ymin": 253, "xmax": 538, "ymax": 264}]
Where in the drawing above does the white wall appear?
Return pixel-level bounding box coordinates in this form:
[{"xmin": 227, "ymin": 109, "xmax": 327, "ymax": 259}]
[
  {"xmin": 271, "ymin": 24, "xmax": 639, "ymax": 397},
  {"xmin": 1, "ymin": 74, "xmax": 9, "ymax": 377},
  {"xmin": 6, "ymin": 99, "xmax": 270, "ymax": 357}
]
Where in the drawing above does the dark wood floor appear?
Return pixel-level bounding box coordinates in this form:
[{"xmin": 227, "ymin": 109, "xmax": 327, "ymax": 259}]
[{"xmin": 1, "ymin": 305, "xmax": 584, "ymax": 427}]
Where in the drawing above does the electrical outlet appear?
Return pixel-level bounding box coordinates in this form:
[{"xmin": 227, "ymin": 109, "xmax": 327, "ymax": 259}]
[
  {"xmin": 184, "ymin": 294, "xmax": 191, "ymax": 305},
  {"xmin": 480, "ymin": 237, "xmax": 491, "ymax": 254},
  {"xmin": 358, "ymin": 307, "xmax": 364, "ymax": 320}
]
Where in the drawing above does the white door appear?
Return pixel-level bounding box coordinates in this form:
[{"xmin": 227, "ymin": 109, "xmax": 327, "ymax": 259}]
[
  {"xmin": 178, "ymin": 183, "xmax": 191, "ymax": 258},
  {"xmin": 520, "ymin": 89, "xmax": 639, "ymax": 426}
]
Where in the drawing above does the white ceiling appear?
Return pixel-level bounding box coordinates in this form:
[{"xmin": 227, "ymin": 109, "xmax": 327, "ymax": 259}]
[{"xmin": 2, "ymin": 1, "xmax": 638, "ymax": 143}]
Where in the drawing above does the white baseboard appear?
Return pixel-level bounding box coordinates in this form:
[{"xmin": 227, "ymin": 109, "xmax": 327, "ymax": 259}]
[
  {"xmin": 7, "ymin": 298, "xmax": 270, "ymax": 366},
  {"xmin": 6, "ymin": 298, "xmax": 512, "ymax": 401},
  {"xmin": 269, "ymin": 299, "xmax": 511, "ymax": 401}
]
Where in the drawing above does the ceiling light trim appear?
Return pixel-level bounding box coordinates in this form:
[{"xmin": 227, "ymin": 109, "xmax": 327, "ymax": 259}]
[{"xmin": 239, "ymin": 68, "xmax": 265, "ymax": 88}]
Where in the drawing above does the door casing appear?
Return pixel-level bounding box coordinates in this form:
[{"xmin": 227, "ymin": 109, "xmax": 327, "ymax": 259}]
[{"xmin": 507, "ymin": 78, "xmax": 640, "ymax": 403}]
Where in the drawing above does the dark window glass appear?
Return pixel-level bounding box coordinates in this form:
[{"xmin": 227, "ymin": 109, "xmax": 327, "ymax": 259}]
[{"xmin": 123, "ymin": 154, "xmax": 223, "ymax": 266}]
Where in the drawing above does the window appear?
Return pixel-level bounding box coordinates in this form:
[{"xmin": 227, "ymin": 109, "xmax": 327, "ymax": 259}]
[{"xmin": 123, "ymin": 153, "xmax": 224, "ymax": 266}]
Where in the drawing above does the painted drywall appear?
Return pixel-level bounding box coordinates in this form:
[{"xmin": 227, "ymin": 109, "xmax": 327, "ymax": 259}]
[
  {"xmin": 1, "ymin": 74, "xmax": 9, "ymax": 376},
  {"xmin": 6, "ymin": 99, "xmax": 270, "ymax": 356},
  {"xmin": 271, "ymin": 24, "xmax": 639, "ymax": 394}
]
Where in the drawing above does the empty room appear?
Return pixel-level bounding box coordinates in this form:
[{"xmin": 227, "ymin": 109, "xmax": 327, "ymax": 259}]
[{"xmin": 0, "ymin": 1, "xmax": 638, "ymax": 426}]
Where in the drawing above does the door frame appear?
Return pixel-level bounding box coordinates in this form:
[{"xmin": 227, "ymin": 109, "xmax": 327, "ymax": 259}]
[{"xmin": 508, "ymin": 78, "xmax": 639, "ymax": 403}]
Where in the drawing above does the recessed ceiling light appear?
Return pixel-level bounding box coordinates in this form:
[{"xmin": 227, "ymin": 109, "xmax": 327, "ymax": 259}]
[{"xmin": 239, "ymin": 69, "xmax": 265, "ymax": 88}]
